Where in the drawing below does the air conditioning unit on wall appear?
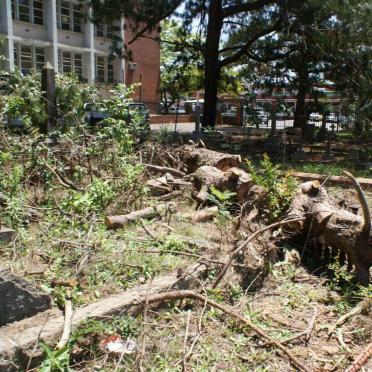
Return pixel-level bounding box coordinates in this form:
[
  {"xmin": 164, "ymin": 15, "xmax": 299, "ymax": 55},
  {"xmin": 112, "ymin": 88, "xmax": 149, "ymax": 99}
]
[{"xmin": 128, "ymin": 62, "xmax": 138, "ymax": 70}]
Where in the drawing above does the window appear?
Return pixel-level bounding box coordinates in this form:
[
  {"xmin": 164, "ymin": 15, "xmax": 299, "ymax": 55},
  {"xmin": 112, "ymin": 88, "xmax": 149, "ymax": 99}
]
[
  {"xmin": 96, "ymin": 23, "xmax": 104, "ymax": 37},
  {"xmin": 58, "ymin": 50, "xmax": 84, "ymax": 80},
  {"xmin": 107, "ymin": 60, "xmax": 114, "ymax": 83},
  {"xmin": 95, "ymin": 21, "xmax": 115, "ymax": 39},
  {"xmin": 60, "ymin": 1, "xmax": 70, "ymax": 30},
  {"xmin": 57, "ymin": 0, "xmax": 82, "ymax": 33},
  {"xmin": 33, "ymin": 1, "xmax": 43, "ymax": 25},
  {"xmin": 96, "ymin": 56, "xmax": 105, "ymax": 83},
  {"xmin": 74, "ymin": 53, "xmax": 83, "ymax": 80},
  {"xmin": 14, "ymin": 44, "xmax": 46, "ymax": 73},
  {"xmin": 95, "ymin": 55, "xmax": 115, "ymax": 83},
  {"xmin": 35, "ymin": 47, "xmax": 45, "ymax": 70},
  {"xmin": 18, "ymin": 0, "xmax": 30, "ymax": 22},
  {"xmin": 62, "ymin": 51, "xmax": 72, "ymax": 73},
  {"xmin": 12, "ymin": 0, "xmax": 44, "ymax": 25},
  {"xmin": 72, "ymin": 4, "xmax": 82, "ymax": 32}
]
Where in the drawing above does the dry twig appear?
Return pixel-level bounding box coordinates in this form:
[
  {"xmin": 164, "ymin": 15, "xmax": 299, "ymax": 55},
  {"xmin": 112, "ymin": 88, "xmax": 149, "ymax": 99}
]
[
  {"xmin": 345, "ymin": 342, "xmax": 372, "ymax": 372},
  {"xmin": 305, "ymin": 307, "xmax": 317, "ymax": 343},
  {"xmin": 56, "ymin": 290, "xmax": 73, "ymax": 349}
]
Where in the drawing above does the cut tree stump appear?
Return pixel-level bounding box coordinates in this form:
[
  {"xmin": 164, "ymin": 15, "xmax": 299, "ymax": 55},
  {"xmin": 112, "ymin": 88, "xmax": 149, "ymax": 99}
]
[
  {"xmin": 105, "ymin": 203, "xmax": 171, "ymax": 229},
  {"xmin": 286, "ymin": 179, "xmax": 372, "ymax": 284},
  {"xmin": 191, "ymin": 165, "xmax": 252, "ymax": 204},
  {"xmin": 192, "ymin": 166, "xmax": 225, "ymax": 203},
  {"xmin": 177, "ymin": 145, "xmax": 241, "ymax": 173},
  {"xmin": 219, "ymin": 167, "xmax": 253, "ymax": 203}
]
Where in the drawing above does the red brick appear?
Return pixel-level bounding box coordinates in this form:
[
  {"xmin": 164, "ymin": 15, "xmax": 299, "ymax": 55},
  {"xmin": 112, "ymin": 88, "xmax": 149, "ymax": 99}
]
[{"xmin": 124, "ymin": 24, "xmax": 160, "ymax": 113}]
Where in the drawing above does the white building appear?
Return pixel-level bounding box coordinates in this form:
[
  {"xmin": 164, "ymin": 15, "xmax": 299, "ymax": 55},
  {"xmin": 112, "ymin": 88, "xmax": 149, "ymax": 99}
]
[{"xmin": 0, "ymin": 0, "xmax": 125, "ymax": 83}]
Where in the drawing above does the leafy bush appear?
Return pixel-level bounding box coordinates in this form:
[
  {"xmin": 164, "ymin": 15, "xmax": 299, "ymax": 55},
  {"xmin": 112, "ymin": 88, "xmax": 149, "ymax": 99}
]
[
  {"xmin": 62, "ymin": 178, "xmax": 115, "ymax": 216},
  {"xmin": 1, "ymin": 70, "xmax": 45, "ymax": 129},
  {"xmin": 1, "ymin": 70, "xmax": 97, "ymax": 129},
  {"xmin": 246, "ymin": 154, "xmax": 297, "ymax": 220}
]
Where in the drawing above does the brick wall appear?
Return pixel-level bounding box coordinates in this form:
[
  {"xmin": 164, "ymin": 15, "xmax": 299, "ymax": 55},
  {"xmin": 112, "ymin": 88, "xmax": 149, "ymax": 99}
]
[
  {"xmin": 150, "ymin": 115, "xmax": 194, "ymax": 124},
  {"xmin": 124, "ymin": 25, "xmax": 161, "ymax": 114}
]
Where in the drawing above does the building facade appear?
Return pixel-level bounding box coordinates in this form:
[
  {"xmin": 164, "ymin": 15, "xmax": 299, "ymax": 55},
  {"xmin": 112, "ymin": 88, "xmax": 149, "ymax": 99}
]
[{"xmin": 0, "ymin": 0, "xmax": 160, "ymax": 111}]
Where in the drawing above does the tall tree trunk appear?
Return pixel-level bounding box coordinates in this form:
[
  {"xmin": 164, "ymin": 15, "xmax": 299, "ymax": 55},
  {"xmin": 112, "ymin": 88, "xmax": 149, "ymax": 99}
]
[
  {"xmin": 293, "ymin": 67, "xmax": 309, "ymax": 131},
  {"xmin": 203, "ymin": 0, "xmax": 223, "ymax": 128}
]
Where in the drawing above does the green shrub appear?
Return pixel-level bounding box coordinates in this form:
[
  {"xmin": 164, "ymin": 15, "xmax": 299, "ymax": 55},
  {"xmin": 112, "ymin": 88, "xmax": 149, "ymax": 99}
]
[
  {"xmin": 246, "ymin": 154, "xmax": 297, "ymax": 221},
  {"xmin": 62, "ymin": 178, "xmax": 115, "ymax": 216}
]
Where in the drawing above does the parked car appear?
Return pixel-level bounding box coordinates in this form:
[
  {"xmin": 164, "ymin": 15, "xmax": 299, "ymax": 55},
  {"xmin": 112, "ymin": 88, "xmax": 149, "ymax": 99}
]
[
  {"xmin": 168, "ymin": 106, "xmax": 186, "ymax": 114},
  {"xmin": 310, "ymin": 113, "xmax": 322, "ymax": 121}
]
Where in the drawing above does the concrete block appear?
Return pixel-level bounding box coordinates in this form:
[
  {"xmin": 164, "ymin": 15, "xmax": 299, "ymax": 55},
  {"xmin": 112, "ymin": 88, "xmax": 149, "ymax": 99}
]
[
  {"xmin": 0, "ymin": 227, "xmax": 16, "ymax": 244},
  {"xmin": 0, "ymin": 267, "xmax": 51, "ymax": 326}
]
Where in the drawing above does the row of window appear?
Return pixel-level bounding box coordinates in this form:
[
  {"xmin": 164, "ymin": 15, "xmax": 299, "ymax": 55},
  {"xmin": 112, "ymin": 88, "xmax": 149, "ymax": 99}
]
[
  {"xmin": 13, "ymin": 44, "xmax": 115, "ymax": 83},
  {"xmin": 11, "ymin": 0, "xmax": 115, "ymax": 37},
  {"xmin": 12, "ymin": 0, "xmax": 43, "ymax": 25}
]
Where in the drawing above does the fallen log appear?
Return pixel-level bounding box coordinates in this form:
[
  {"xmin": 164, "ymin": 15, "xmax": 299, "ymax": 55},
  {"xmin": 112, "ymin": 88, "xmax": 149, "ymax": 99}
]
[
  {"xmin": 105, "ymin": 204, "xmax": 171, "ymax": 229},
  {"xmin": 177, "ymin": 145, "xmax": 241, "ymax": 173},
  {"xmin": 146, "ymin": 164, "xmax": 186, "ymax": 178},
  {"xmin": 183, "ymin": 206, "xmax": 219, "ymax": 223},
  {"xmin": 286, "ymin": 176, "xmax": 372, "ymax": 284},
  {"xmin": 291, "ymin": 172, "xmax": 372, "ymax": 190},
  {"xmin": 146, "ymin": 176, "xmax": 172, "ymax": 196}
]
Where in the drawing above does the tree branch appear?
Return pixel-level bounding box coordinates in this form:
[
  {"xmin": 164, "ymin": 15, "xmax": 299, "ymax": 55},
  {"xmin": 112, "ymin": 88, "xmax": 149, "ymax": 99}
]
[
  {"xmin": 222, "ymin": 0, "xmax": 279, "ymax": 18},
  {"xmin": 220, "ymin": 17, "xmax": 283, "ymax": 67}
]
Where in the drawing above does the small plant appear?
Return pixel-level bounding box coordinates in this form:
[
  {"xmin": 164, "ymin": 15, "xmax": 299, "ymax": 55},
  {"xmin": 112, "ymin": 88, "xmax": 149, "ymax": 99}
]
[
  {"xmin": 38, "ymin": 344, "xmax": 70, "ymax": 372},
  {"xmin": 246, "ymin": 154, "xmax": 297, "ymax": 221},
  {"xmin": 326, "ymin": 256, "xmax": 371, "ymax": 313}
]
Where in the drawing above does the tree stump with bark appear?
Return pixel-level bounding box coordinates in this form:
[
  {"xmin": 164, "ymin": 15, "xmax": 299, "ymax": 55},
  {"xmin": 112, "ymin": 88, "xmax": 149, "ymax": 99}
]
[{"xmin": 286, "ymin": 178, "xmax": 372, "ymax": 284}]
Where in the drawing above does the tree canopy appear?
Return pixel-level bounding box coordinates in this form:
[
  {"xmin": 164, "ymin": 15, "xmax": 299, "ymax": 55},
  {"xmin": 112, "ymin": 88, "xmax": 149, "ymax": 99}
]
[{"xmin": 89, "ymin": 0, "xmax": 371, "ymax": 130}]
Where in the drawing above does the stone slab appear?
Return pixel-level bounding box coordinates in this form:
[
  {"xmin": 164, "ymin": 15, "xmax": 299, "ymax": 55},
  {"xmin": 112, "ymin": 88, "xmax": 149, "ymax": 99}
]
[
  {"xmin": 0, "ymin": 228, "xmax": 16, "ymax": 244},
  {"xmin": 0, "ymin": 266, "xmax": 52, "ymax": 327}
]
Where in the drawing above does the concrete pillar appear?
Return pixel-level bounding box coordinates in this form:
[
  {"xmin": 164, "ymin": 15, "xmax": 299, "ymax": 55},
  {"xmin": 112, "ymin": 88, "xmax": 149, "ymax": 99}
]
[
  {"xmin": 1, "ymin": 0, "xmax": 15, "ymax": 71},
  {"xmin": 45, "ymin": 0, "xmax": 58, "ymax": 70},
  {"xmin": 84, "ymin": 4, "xmax": 95, "ymax": 83}
]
